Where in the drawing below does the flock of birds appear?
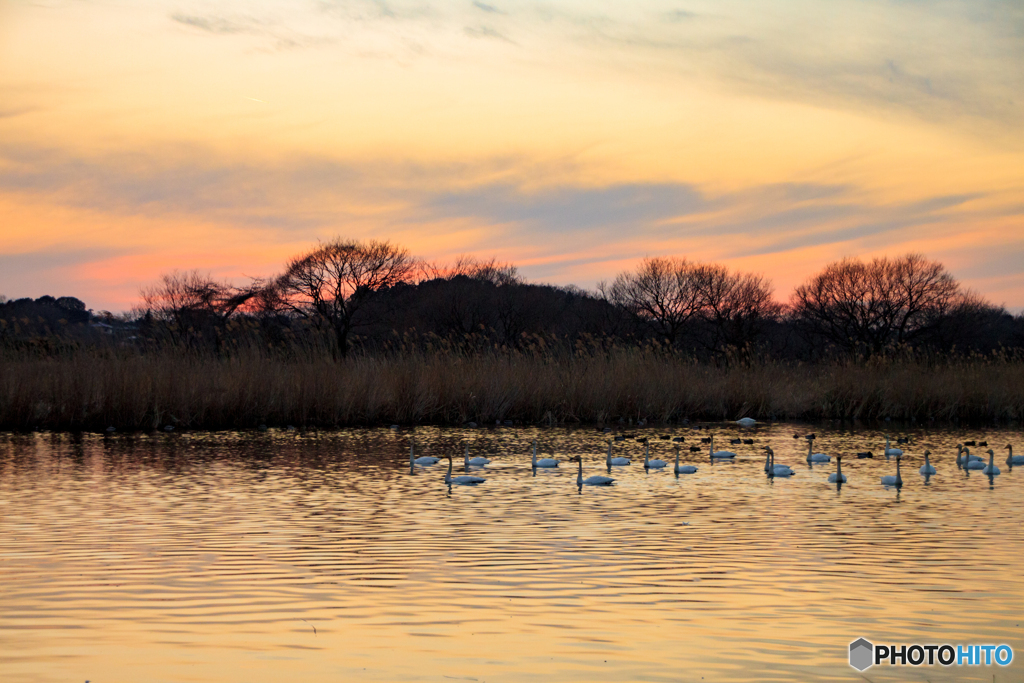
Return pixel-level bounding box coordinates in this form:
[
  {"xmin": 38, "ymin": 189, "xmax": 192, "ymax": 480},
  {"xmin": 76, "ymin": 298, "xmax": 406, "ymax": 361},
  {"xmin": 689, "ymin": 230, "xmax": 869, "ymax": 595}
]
[{"xmin": 407, "ymin": 420, "xmax": 1024, "ymax": 490}]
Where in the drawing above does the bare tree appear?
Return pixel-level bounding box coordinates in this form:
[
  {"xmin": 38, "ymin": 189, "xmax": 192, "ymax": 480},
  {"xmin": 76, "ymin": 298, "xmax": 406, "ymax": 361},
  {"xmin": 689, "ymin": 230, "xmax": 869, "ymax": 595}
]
[
  {"xmin": 791, "ymin": 253, "xmax": 976, "ymax": 355},
  {"xmin": 274, "ymin": 238, "xmax": 417, "ymax": 357},
  {"xmin": 693, "ymin": 264, "xmax": 782, "ymax": 353},
  {"xmin": 139, "ymin": 270, "xmax": 257, "ymax": 347},
  {"xmin": 608, "ymin": 257, "xmax": 704, "ymax": 346},
  {"xmin": 608, "ymin": 257, "xmax": 779, "ymax": 353}
]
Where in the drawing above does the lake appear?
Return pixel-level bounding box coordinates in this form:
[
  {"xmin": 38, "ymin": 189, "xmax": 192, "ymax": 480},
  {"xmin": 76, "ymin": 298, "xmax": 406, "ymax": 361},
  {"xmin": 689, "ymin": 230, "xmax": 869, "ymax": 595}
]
[{"xmin": 1, "ymin": 424, "xmax": 1022, "ymax": 682}]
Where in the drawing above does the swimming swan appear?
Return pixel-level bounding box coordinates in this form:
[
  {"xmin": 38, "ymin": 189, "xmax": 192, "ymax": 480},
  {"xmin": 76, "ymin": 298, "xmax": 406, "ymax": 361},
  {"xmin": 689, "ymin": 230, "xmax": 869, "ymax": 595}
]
[
  {"xmin": 532, "ymin": 440, "xmax": 558, "ymax": 468},
  {"xmin": 919, "ymin": 449, "xmax": 936, "ymax": 475},
  {"xmin": 982, "ymin": 449, "xmax": 1001, "ymax": 475},
  {"xmin": 570, "ymin": 455, "xmax": 614, "ymax": 486},
  {"xmin": 827, "ymin": 455, "xmax": 846, "ymax": 483},
  {"xmin": 736, "ymin": 417, "xmax": 757, "ymax": 428},
  {"xmin": 965, "ymin": 449, "xmax": 986, "ymax": 470},
  {"xmin": 771, "ymin": 450, "xmax": 794, "ymax": 477},
  {"xmin": 880, "ymin": 455, "xmax": 903, "ymax": 487},
  {"xmin": 1005, "ymin": 444, "xmax": 1024, "ymax": 465},
  {"xmin": 410, "ymin": 440, "xmax": 440, "ymax": 466},
  {"xmin": 763, "ymin": 446, "xmax": 793, "ymax": 477},
  {"xmin": 644, "ymin": 442, "xmax": 667, "ymax": 469},
  {"xmin": 674, "ymin": 446, "xmax": 698, "ymax": 474},
  {"xmin": 883, "ymin": 435, "xmax": 903, "ymax": 457},
  {"xmin": 709, "ymin": 435, "xmax": 737, "ymax": 459},
  {"xmin": 464, "ymin": 444, "xmax": 491, "ymax": 467},
  {"xmin": 606, "ymin": 442, "xmax": 631, "ymax": 467},
  {"xmin": 443, "ymin": 454, "xmax": 485, "ymax": 485},
  {"xmin": 957, "ymin": 445, "xmax": 983, "ymax": 467},
  {"xmin": 805, "ymin": 437, "xmax": 830, "ymax": 463}
]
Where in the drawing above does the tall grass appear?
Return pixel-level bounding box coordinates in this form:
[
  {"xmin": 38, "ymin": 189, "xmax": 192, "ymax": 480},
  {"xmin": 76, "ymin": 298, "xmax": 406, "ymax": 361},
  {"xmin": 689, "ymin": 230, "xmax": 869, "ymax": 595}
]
[{"xmin": 1, "ymin": 347, "xmax": 1023, "ymax": 430}]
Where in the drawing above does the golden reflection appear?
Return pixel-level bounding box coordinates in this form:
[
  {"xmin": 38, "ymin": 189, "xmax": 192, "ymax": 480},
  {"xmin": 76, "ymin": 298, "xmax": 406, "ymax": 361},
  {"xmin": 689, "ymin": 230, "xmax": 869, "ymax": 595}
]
[{"xmin": 1, "ymin": 426, "xmax": 1022, "ymax": 682}]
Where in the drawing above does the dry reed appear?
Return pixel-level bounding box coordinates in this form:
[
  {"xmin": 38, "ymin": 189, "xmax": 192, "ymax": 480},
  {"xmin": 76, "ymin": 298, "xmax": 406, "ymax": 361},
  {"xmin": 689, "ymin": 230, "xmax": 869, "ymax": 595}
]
[{"xmin": 1, "ymin": 348, "xmax": 1022, "ymax": 430}]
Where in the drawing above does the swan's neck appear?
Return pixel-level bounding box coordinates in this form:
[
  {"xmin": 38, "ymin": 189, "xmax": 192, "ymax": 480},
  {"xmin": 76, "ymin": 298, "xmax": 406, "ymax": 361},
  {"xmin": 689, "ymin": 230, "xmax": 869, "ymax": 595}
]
[
  {"xmin": 532, "ymin": 441, "xmax": 537, "ymax": 466},
  {"xmin": 675, "ymin": 448, "xmax": 680, "ymax": 467},
  {"xmin": 709, "ymin": 435, "xmax": 714, "ymax": 455},
  {"xmin": 607, "ymin": 443, "xmax": 612, "ymax": 465},
  {"xmin": 645, "ymin": 443, "xmax": 650, "ymax": 465},
  {"xmin": 807, "ymin": 441, "xmax": 812, "ymax": 459},
  {"xmin": 445, "ymin": 458, "xmax": 452, "ymax": 483},
  {"xmin": 409, "ymin": 441, "xmax": 414, "ymax": 466},
  {"xmin": 464, "ymin": 445, "xmax": 470, "ymax": 466},
  {"xmin": 577, "ymin": 459, "xmax": 583, "ymax": 484},
  {"xmin": 836, "ymin": 459, "xmax": 842, "ymax": 476}
]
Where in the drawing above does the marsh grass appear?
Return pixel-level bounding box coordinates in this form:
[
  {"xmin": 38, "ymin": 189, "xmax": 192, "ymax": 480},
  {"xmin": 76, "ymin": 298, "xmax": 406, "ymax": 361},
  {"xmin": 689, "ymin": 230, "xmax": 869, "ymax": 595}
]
[{"xmin": 1, "ymin": 347, "xmax": 1023, "ymax": 430}]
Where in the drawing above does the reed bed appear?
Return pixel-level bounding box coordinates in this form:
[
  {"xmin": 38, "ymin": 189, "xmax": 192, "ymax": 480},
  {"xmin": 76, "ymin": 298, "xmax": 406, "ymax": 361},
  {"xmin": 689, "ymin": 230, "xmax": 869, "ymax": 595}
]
[{"xmin": 1, "ymin": 349, "xmax": 1023, "ymax": 431}]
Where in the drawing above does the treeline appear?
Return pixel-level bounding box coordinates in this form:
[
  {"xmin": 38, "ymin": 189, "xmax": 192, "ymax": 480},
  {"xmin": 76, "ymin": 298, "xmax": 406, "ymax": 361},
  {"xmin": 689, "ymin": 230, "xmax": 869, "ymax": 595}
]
[{"xmin": 3, "ymin": 239, "xmax": 1024, "ymax": 360}]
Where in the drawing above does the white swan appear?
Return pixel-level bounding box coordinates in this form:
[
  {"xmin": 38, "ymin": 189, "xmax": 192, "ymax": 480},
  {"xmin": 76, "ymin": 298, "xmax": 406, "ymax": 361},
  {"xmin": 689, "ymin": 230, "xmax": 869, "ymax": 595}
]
[
  {"xmin": 644, "ymin": 442, "xmax": 667, "ymax": 469},
  {"xmin": 464, "ymin": 444, "xmax": 491, "ymax": 467},
  {"xmin": 764, "ymin": 446, "xmax": 793, "ymax": 477},
  {"xmin": 965, "ymin": 448, "xmax": 986, "ymax": 470},
  {"xmin": 805, "ymin": 437, "xmax": 830, "ymax": 463},
  {"xmin": 883, "ymin": 435, "xmax": 903, "ymax": 457},
  {"xmin": 919, "ymin": 449, "xmax": 936, "ymax": 475},
  {"xmin": 410, "ymin": 440, "xmax": 440, "ymax": 466},
  {"xmin": 606, "ymin": 442, "xmax": 631, "ymax": 466},
  {"xmin": 736, "ymin": 417, "xmax": 757, "ymax": 428},
  {"xmin": 443, "ymin": 455, "xmax": 485, "ymax": 485},
  {"xmin": 709, "ymin": 435, "xmax": 737, "ymax": 459},
  {"xmin": 827, "ymin": 455, "xmax": 846, "ymax": 483},
  {"xmin": 880, "ymin": 455, "xmax": 903, "ymax": 487},
  {"xmin": 570, "ymin": 455, "xmax": 614, "ymax": 486},
  {"xmin": 982, "ymin": 449, "xmax": 1001, "ymax": 475},
  {"xmin": 531, "ymin": 440, "xmax": 558, "ymax": 468},
  {"xmin": 674, "ymin": 446, "xmax": 697, "ymax": 474},
  {"xmin": 1005, "ymin": 444, "xmax": 1024, "ymax": 465},
  {"xmin": 956, "ymin": 444, "xmax": 982, "ymax": 467}
]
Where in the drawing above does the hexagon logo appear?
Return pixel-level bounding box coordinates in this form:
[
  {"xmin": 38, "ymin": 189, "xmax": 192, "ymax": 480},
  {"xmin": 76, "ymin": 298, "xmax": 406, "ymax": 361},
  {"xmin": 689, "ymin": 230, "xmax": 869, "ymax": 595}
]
[{"xmin": 849, "ymin": 638, "xmax": 874, "ymax": 671}]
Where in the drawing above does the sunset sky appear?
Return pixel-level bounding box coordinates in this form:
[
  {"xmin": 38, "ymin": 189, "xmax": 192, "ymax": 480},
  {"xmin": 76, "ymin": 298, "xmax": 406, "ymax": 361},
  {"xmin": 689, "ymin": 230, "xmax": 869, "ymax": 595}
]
[{"xmin": 1, "ymin": 0, "xmax": 1022, "ymax": 312}]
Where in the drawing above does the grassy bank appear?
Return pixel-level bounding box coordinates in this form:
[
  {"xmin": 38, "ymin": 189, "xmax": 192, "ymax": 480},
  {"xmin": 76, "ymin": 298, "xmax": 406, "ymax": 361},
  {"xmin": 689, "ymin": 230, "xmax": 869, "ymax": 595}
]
[{"xmin": 2, "ymin": 349, "xmax": 1023, "ymax": 430}]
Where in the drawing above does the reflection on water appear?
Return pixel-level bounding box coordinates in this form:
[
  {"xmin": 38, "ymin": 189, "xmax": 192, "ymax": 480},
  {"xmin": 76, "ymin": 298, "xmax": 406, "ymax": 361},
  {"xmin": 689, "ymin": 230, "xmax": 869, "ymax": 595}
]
[{"xmin": 1, "ymin": 425, "xmax": 1022, "ymax": 682}]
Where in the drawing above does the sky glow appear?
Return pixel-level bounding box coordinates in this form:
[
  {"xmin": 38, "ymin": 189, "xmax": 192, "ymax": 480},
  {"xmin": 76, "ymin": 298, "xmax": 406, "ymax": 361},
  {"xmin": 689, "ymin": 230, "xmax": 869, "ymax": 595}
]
[{"xmin": 1, "ymin": 0, "xmax": 1022, "ymax": 311}]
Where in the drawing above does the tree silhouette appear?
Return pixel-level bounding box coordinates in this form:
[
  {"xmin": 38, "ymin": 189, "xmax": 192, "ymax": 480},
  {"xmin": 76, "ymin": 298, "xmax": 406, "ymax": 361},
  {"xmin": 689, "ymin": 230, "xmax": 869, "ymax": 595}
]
[
  {"xmin": 274, "ymin": 238, "xmax": 416, "ymax": 357},
  {"xmin": 791, "ymin": 253, "xmax": 979, "ymax": 355}
]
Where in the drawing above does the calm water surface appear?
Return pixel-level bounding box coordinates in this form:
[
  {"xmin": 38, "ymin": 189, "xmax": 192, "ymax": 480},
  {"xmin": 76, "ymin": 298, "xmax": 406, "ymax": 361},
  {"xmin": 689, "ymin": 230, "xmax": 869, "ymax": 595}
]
[{"xmin": 1, "ymin": 425, "xmax": 1022, "ymax": 682}]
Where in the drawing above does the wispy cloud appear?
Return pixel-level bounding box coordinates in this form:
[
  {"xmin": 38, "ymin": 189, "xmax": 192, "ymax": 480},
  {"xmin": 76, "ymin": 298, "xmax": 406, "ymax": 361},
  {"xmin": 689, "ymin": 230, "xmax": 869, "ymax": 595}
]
[
  {"xmin": 463, "ymin": 24, "xmax": 514, "ymax": 43},
  {"xmin": 160, "ymin": 1, "xmax": 1022, "ymax": 132},
  {"xmin": 0, "ymin": 106, "xmax": 37, "ymax": 119},
  {"xmin": 170, "ymin": 13, "xmax": 254, "ymax": 34},
  {"xmin": 169, "ymin": 9, "xmax": 333, "ymax": 49},
  {"xmin": 472, "ymin": 1, "xmax": 505, "ymax": 15},
  {"xmin": 662, "ymin": 9, "xmax": 697, "ymax": 22},
  {"xmin": 2, "ymin": 143, "xmax": 1019, "ymax": 301}
]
